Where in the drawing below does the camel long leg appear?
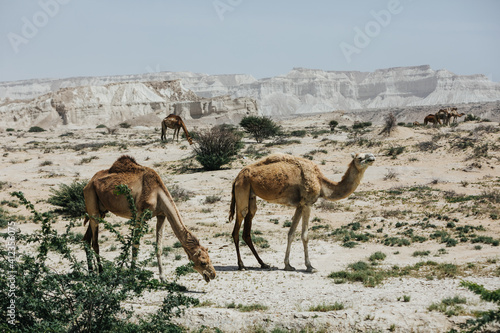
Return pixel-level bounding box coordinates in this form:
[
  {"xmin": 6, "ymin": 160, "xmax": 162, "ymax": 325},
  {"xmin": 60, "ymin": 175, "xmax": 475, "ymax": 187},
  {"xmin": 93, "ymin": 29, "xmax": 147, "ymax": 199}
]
[
  {"xmin": 156, "ymin": 216, "xmax": 166, "ymax": 281},
  {"xmin": 90, "ymin": 221, "xmax": 102, "ymax": 273},
  {"xmin": 232, "ymin": 210, "xmax": 245, "ymax": 270},
  {"xmin": 301, "ymin": 205, "xmax": 316, "ymax": 272},
  {"xmin": 242, "ymin": 195, "xmax": 270, "ymax": 269},
  {"xmin": 173, "ymin": 127, "xmax": 179, "ymax": 142},
  {"xmin": 83, "ymin": 182, "xmax": 103, "ymax": 273},
  {"xmin": 284, "ymin": 206, "xmax": 303, "ymax": 271},
  {"xmin": 83, "ymin": 224, "xmax": 94, "ymax": 271},
  {"xmin": 161, "ymin": 122, "xmax": 166, "ymax": 141}
]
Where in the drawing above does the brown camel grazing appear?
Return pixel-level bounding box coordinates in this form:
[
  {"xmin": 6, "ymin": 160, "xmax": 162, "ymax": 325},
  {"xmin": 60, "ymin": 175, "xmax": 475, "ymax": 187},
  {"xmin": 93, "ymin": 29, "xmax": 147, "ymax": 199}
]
[
  {"xmin": 436, "ymin": 108, "xmax": 450, "ymax": 126},
  {"xmin": 161, "ymin": 114, "xmax": 193, "ymax": 145},
  {"xmin": 83, "ymin": 155, "xmax": 215, "ymax": 282},
  {"xmin": 424, "ymin": 114, "xmax": 441, "ymax": 126},
  {"xmin": 229, "ymin": 152, "xmax": 375, "ymax": 272}
]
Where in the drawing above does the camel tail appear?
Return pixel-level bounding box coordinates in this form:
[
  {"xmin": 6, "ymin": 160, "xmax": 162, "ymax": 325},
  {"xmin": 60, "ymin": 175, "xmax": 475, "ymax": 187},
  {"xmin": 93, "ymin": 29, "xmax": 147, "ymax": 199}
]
[{"xmin": 228, "ymin": 182, "xmax": 236, "ymax": 222}]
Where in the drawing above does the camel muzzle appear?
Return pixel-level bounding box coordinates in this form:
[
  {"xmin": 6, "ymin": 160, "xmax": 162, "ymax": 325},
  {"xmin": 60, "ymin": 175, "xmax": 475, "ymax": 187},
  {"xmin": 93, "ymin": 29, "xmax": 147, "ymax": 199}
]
[
  {"xmin": 203, "ymin": 270, "xmax": 216, "ymax": 283},
  {"xmin": 364, "ymin": 154, "xmax": 376, "ymax": 164}
]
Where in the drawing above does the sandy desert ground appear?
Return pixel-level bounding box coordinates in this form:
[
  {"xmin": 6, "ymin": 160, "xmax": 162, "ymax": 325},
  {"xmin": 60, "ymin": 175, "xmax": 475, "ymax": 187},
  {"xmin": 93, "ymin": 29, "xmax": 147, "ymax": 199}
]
[{"xmin": 1, "ymin": 113, "xmax": 499, "ymax": 332}]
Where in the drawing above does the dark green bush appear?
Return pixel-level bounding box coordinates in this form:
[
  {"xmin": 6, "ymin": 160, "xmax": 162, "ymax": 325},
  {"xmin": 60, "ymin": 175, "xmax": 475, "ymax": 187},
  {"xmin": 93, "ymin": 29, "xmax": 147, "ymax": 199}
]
[
  {"xmin": 28, "ymin": 126, "xmax": 45, "ymax": 132},
  {"xmin": 193, "ymin": 125, "xmax": 243, "ymax": 171},
  {"xmin": 0, "ymin": 188, "xmax": 198, "ymax": 332},
  {"xmin": 290, "ymin": 130, "xmax": 307, "ymax": 137},
  {"xmin": 352, "ymin": 121, "xmax": 372, "ymax": 130},
  {"xmin": 240, "ymin": 116, "xmax": 281, "ymax": 143},
  {"xmin": 329, "ymin": 120, "xmax": 339, "ymax": 131},
  {"xmin": 47, "ymin": 180, "xmax": 88, "ymax": 218}
]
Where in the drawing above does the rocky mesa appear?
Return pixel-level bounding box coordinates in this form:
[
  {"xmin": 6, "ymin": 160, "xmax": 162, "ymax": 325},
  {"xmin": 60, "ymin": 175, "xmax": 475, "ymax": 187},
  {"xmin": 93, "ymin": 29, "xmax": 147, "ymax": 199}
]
[
  {"xmin": 1, "ymin": 65, "xmax": 499, "ymax": 128},
  {"xmin": 0, "ymin": 79, "xmax": 258, "ymax": 128}
]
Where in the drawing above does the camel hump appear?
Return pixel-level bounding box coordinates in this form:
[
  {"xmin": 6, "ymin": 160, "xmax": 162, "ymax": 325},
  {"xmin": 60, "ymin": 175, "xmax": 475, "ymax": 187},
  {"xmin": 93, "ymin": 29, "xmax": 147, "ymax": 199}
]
[
  {"xmin": 256, "ymin": 153, "xmax": 303, "ymax": 166},
  {"xmin": 108, "ymin": 155, "xmax": 145, "ymax": 174}
]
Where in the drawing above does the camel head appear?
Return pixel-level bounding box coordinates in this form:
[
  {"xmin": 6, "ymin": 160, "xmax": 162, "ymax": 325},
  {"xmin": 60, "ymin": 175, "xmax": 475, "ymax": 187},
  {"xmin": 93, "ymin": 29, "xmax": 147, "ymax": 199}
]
[
  {"xmin": 189, "ymin": 246, "xmax": 216, "ymax": 282},
  {"xmin": 350, "ymin": 152, "xmax": 376, "ymax": 171}
]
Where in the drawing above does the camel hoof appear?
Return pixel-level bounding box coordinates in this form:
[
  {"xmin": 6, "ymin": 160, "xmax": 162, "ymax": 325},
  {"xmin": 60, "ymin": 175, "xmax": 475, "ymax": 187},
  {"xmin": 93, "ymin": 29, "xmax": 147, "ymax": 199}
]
[
  {"xmin": 261, "ymin": 263, "xmax": 271, "ymax": 269},
  {"xmin": 306, "ymin": 266, "xmax": 317, "ymax": 273},
  {"xmin": 238, "ymin": 266, "xmax": 246, "ymax": 271},
  {"xmin": 284, "ymin": 264, "xmax": 296, "ymax": 271}
]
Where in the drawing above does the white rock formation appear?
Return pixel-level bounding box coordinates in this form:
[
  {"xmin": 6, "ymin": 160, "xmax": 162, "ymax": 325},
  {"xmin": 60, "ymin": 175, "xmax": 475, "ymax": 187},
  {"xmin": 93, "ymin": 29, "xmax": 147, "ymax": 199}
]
[
  {"xmin": 1, "ymin": 65, "xmax": 499, "ymax": 127},
  {"xmin": 0, "ymin": 80, "xmax": 258, "ymax": 128}
]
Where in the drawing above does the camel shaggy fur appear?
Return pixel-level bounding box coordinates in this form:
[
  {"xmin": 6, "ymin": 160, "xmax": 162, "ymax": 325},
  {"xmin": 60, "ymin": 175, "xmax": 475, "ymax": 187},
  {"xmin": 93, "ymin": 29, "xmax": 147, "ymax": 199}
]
[
  {"xmin": 83, "ymin": 155, "xmax": 215, "ymax": 282},
  {"xmin": 229, "ymin": 152, "xmax": 375, "ymax": 272}
]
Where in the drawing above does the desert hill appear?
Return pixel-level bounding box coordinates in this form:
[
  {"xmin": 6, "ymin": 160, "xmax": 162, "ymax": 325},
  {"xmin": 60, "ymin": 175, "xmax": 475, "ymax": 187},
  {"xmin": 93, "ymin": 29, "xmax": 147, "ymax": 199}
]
[{"xmin": 1, "ymin": 65, "xmax": 499, "ymax": 129}]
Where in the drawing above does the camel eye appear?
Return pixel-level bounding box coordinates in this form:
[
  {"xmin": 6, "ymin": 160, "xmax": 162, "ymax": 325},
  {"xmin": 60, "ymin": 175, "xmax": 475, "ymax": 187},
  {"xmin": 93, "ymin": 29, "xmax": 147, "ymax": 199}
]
[{"xmin": 201, "ymin": 262, "xmax": 207, "ymax": 267}]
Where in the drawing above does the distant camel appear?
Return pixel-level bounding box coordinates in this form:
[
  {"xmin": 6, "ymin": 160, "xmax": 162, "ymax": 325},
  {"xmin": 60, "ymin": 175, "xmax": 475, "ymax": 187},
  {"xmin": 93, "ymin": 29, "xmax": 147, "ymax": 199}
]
[
  {"xmin": 413, "ymin": 121, "xmax": 420, "ymax": 126},
  {"xmin": 424, "ymin": 114, "xmax": 441, "ymax": 126},
  {"xmin": 436, "ymin": 108, "xmax": 450, "ymax": 126},
  {"xmin": 229, "ymin": 152, "xmax": 375, "ymax": 272},
  {"xmin": 449, "ymin": 109, "xmax": 465, "ymax": 123},
  {"xmin": 161, "ymin": 114, "xmax": 193, "ymax": 145},
  {"xmin": 83, "ymin": 155, "xmax": 215, "ymax": 282}
]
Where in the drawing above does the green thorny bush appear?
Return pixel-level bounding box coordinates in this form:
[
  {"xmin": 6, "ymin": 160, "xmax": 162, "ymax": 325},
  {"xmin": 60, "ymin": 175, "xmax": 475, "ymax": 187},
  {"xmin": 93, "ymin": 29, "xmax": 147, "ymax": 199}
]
[{"xmin": 0, "ymin": 185, "xmax": 199, "ymax": 333}]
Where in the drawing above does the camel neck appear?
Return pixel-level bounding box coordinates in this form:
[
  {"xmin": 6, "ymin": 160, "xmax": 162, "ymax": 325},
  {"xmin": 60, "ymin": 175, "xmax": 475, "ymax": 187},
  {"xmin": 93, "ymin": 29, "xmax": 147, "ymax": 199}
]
[
  {"xmin": 321, "ymin": 163, "xmax": 365, "ymax": 201},
  {"xmin": 158, "ymin": 190, "xmax": 194, "ymax": 245}
]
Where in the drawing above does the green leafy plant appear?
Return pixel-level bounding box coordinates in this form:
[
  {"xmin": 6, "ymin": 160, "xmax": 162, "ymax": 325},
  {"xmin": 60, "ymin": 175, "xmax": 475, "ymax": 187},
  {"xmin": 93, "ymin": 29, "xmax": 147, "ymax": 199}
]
[
  {"xmin": 239, "ymin": 116, "xmax": 281, "ymax": 143},
  {"xmin": 193, "ymin": 125, "xmax": 243, "ymax": 171},
  {"xmin": 47, "ymin": 180, "xmax": 88, "ymax": 218},
  {"xmin": 329, "ymin": 120, "xmax": 339, "ymax": 131},
  {"xmin": 455, "ymin": 281, "xmax": 500, "ymax": 332},
  {"xmin": 0, "ymin": 189, "xmax": 198, "ymax": 332}
]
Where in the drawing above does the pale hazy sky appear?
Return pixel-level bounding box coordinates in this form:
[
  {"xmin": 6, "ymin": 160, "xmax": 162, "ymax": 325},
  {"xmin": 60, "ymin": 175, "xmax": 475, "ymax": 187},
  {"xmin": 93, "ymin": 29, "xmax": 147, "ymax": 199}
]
[{"xmin": 1, "ymin": 0, "xmax": 499, "ymax": 82}]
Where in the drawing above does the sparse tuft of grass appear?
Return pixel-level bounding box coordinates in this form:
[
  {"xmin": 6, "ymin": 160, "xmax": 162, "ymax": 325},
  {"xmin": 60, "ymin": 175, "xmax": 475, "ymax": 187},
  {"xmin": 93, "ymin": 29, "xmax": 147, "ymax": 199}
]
[
  {"xmin": 227, "ymin": 303, "xmax": 269, "ymax": 312},
  {"xmin": 368, "ymin": 251, "xmax": 387, "ymax": 262},
  {"xmin": 204, "ymin": 195, "xmax": 221, "ymax": 204},
  {"xmin": 412, "ymin": 250, "xmax": 430, "ymax": 257},
  {"xmin": 428, "ymin": 295, "xmax": 467, "ymax": 317},
  {"xmin": 308, "ymin": 302, "xmax": 344, "ymax": 312}
]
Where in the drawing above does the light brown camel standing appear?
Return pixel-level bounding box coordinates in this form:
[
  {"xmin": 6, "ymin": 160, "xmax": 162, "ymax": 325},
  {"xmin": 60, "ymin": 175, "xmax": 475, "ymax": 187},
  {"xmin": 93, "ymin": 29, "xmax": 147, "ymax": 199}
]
[
  {"xmin": 229, "ymin": 152, "xmax": 375, "ymax": 272},
  {"xmin": 83, "ymin": 155, "xmax": 215, "ymax": 282},
  {"xmin": 424, "ymin": 114, "xmax": 441, "ymax": 126},
  {"xmin": 161, "ymin": 114, "xmax": 193, "ymax": 145},
  {"xmin": 449, "ymin": 108, "xmax": 465, "ymax": 123}
]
